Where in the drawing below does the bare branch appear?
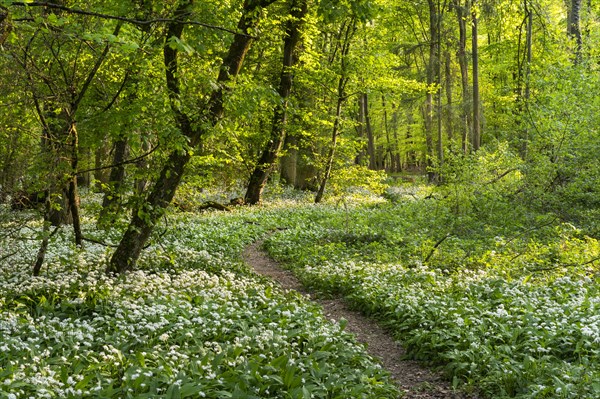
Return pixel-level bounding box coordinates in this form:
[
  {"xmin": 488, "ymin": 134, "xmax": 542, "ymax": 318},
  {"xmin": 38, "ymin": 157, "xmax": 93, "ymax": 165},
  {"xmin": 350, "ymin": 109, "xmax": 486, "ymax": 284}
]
[
  {"xmin": 530, "ymin": 256, "xmax": 600, "ymax": 273},
  {"xmin": 0, "ymin": 250, "xmax": 19, "ymax": 262},
  {"xmin": 424, "ymin": 233, "xmax": 451, "ymax": 263},
  {"xmin": 76, "ymin": 144, "xmax": 159, "ymax": 175},
  {"xmin": 82, "ymin": 236, "xmax": 118, "ymax": 248},
  {"xmin": 484, "ymin": 168, "xmax": 519, "ymax": 185}
]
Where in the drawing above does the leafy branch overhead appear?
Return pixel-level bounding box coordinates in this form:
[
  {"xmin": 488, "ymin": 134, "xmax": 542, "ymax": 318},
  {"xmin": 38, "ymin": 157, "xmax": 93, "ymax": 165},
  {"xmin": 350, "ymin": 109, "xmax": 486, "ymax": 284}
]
[{"xmin": 7, "ymin": 1, "xmax": 251, "ymax": 36}]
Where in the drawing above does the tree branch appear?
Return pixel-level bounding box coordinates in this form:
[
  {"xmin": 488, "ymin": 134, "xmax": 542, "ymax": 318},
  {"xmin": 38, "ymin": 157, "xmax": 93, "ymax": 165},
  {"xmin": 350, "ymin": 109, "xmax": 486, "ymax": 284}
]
[
  {"xmin": 102, "ymin": 69, "xmax": 130, "ymax": 112},
  {"xmin": 9, "ymin": 2, "xmax": 254, "ymax": 37},
  {"xmin": 73, "ymin": 21, "xmax": 123, "ymax": 111},
  {"xmin": 529, "ymin": 255, "xmax": 600, "ymax": 273},
  {"xmin": 424, "ymin": 233, "xmax": 451, "ymax": 263},
  {"xmin": 82, "ymin": 236, "xmax": 118, "ymax": 247},
  {"xmin": 76, "ymin": 144, "xmax": 159, "ymax": 175},
  {"xmin": 0, "ymin": 250, "xmax": 19, "ymax": 262},
  {"xmin": 484, "ymin": 168, "xmax": 518, "ymax": 185}
]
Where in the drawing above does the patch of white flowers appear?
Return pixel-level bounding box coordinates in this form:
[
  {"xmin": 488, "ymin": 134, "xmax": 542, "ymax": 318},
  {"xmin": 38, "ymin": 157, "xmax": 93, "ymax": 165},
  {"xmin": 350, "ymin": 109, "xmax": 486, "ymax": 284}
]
[
  {"xmin": 266, "ymin": 203, "xmax": 600, "ymax": 399},
  {"xmin": 0, "ymin": 205, "xmax": 398, "ymax": 398}
]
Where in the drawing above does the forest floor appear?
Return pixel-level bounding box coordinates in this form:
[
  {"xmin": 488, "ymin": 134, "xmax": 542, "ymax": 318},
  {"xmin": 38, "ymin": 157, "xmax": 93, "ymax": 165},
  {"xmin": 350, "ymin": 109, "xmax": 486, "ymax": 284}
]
[{"xmin": 243, "ymin": 240, "xmax": 481, "ymax": 399}]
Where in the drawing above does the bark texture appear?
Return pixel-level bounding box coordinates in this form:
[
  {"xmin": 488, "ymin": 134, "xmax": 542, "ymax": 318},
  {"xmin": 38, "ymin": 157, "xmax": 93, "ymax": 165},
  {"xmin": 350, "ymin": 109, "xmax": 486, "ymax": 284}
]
[
  {"xmin": 568, "ymin": 0, "xmax": 583, "ymax": 63},
  {"xmin": 425, "ymin": 0, "xmax": 439, "ymax": 182}
]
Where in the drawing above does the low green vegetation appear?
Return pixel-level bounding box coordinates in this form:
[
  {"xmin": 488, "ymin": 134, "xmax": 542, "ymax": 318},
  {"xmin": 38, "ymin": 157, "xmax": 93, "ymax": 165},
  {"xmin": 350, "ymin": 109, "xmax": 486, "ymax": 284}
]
[
  {"xmin": 2, "ymin": 149, "xmax": 600, "ymax": 399},
  {"xmin": 263, "ymin": 174, "xmax": 600, "ymax": 398},
  {"xmin": 0, "ymin": 203, "xmax": 398, "ymax": 399}
]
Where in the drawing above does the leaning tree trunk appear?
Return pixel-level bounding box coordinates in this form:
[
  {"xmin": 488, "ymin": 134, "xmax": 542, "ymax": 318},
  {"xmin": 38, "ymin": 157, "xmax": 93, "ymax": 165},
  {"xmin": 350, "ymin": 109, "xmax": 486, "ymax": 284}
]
[
  {"xmin": 108, "ymin": 0, "xmax": 274, "ymax": 273},
  {"xmin": 245, "ymin": 0, "xmax": 308, "ymax": 204},
  {"xmin": 314, "ymin": 78, "xmax": 347, "ymax": 204}
]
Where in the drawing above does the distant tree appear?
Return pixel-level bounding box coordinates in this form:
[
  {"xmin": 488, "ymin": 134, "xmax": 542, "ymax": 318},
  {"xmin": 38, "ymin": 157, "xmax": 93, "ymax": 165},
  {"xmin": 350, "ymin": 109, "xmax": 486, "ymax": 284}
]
[
  {"xmin": 471, "ymin": 0, "xmax": 481, "ymax": 151},
  {"xmin": 568, "ymin": 0, "xmax": 583, "ymax": 63}
]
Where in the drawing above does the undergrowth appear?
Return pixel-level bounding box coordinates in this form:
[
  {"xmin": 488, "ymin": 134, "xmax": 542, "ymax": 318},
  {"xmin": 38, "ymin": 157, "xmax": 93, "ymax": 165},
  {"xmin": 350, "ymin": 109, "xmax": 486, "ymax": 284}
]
[
  {"xmin": 264, "ymin": 184, "xmax": 600, "ymax": 398},
  {"xmin": 0, "ymin": 203, "xmax": 398, "ymax": 399}
]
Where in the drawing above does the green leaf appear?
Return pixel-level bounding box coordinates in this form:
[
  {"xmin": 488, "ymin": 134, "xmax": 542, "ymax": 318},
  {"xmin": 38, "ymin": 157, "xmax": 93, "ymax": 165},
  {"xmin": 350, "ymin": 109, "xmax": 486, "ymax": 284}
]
[
  {"xmin": 179, "ymin": 383, "xmax": 205, "ymax": 398},
  {"xmin": 166, "ymin": 36, "xmax": 195, "ymax": 55},
  {"xmin": 166, "ymin": 383, "xmax": 181, "ymax": 399}
]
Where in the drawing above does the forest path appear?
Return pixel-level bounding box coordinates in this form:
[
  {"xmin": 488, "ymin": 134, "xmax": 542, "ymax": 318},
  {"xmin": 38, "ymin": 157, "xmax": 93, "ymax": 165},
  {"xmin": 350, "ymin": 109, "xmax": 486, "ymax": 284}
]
[{"xmin": 243, "ymin": 240, "xmax": 480, "ymax": 399}]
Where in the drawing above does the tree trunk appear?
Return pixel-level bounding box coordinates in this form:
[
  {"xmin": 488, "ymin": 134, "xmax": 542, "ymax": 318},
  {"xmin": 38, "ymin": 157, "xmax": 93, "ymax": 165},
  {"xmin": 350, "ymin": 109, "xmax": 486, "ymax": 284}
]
[
  {"xmin": 382, "ymin": 95, "xmax": 393, "ymax": 172},
  {"xmin": 245, "ymin": 0, "xmax": 307, "ymax": 204},
  {"xmin": 67, "ymin": 122, "xmax": 82, "ymax": 247},
  {"xmin": 280, "ymin": 132, "xmax": 298, "ymax": 186},
  {"xmin": 436, "ymin": 0, "xmax": 443, "ymax": 181},
  {"xmin": 0, "ymin": 5, "xmax": 11, "ymax": 46},
  {"xmin": 110, "ymin": 150, "xmax": 191, "ymax": 274},
  {"xmin": 423, "ymin": 98, "xmax": 435, "ymax": 180},
  {"xmin": 296, "ymin": 145, "xmax": 318, "ymax": 190},
  {"xmin": 568, "ymin": 0, "xmax": 583, "ymax": 63},
  {"xmin": 471, "ymin": 1, "xmax": 481, "ymax": 151},
  {"xmin": 355, "ymin": 94, "xmax": 366, "ymax": 165},
  {"xmin": 444, "ymin": 50, "xmax": 453, "ymax": 142},
  {"xmin": 98, "ymin": 137, "xmax": 129, "ymax": 225},
  {"xmin": 391, "ymin": 104, "xmax": 401, "ymax": 172},
  {"xmin": 406, "ymin": 108, "xmax": 416, "ymax": 170},
  {"xmin": 108, "ymin": 0, "xmax": 274, "ymax": 273},
  {"xmin": 48, "ymin": 187, "xmax": 73, "ymax": 225},
  {"xmin": 94, "ymin": 142, "xmax": 110, "ymax": 186},
  {"xmin": 521, "ymin": 0, "xmax": 533, "ymax": 158},
  {"xmin": 454, "ymin": 0, "xmax": 472, "ymax": 154},
  {"xmin": 135, "ymin": 136, "xmax": 150, "ymax": 194},
  {"xmin": 362, "ymin": 93, "xmax": 377, "ymax": 170},
  {"xmin": 33, "ymin": 199, "xmax": 52, "ymax": 276},
  {"xmin": 426, "ymin": 0, "xmax": 440, "ymax": 182},
  {"xmin": 315, "ymin": 79, "xmax": 346, "ymax": 203}
]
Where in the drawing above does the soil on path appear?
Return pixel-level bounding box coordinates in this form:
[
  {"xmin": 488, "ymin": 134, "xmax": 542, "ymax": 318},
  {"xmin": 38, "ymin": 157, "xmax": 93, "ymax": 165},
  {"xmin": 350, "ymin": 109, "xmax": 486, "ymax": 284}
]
[{"xmin": 243, "ymin": 240, "xmax": 480, "ymax": 399}]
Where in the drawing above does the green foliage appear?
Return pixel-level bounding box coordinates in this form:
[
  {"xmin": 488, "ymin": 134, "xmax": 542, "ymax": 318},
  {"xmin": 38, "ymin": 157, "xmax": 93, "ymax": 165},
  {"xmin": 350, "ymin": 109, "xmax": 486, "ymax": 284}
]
[
  {"xmin": 327, "ymin": 164, "xmax": 388, "ymax": 200},
  {"xmin": 435, "ymin": 143, "xmax": 524, "ymax": 219},
  {"xmin": 516, "ymin": 63, "xmax": 600, "ymax": 232},
  {"xmin": 3, "ymin": 0, "xmax": 600, "ymax": 393},
  {"xmin": 263, "ymin": 196, "xmax": 600, "ymax": 398}
]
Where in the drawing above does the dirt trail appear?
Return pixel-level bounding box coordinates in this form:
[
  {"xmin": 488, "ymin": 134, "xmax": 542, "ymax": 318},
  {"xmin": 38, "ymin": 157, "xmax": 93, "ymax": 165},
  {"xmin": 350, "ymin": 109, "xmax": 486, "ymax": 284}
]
[{"xmin": 243, "ymin": 240, "xmax": 480, "ymax": 399}]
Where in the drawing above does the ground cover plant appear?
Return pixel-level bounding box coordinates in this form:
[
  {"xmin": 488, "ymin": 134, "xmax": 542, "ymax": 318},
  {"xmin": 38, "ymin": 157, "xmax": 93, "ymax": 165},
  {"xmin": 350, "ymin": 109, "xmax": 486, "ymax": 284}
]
[
  {"xmin": 264, "ymin": 189, "xmax": 600, "ymax": 399},
  {"xmin": 0, "ymin": 201, "xmax": 399, "ymax": 399}
]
